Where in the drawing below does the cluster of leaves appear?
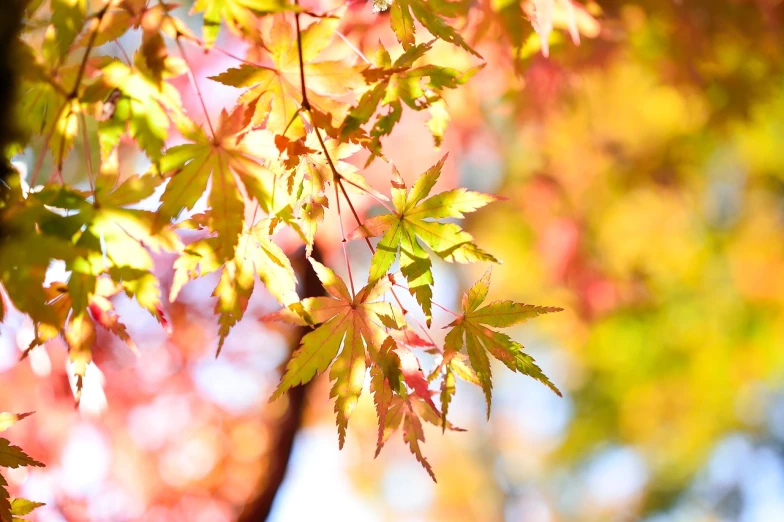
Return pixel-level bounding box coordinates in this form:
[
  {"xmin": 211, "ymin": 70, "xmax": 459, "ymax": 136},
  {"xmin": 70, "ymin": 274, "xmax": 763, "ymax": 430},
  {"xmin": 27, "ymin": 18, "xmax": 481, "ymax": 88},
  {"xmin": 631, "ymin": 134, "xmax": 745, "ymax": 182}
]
[
  {"xmin": 0, "ymin": 0, "xmax": 581, "ymax": 479},
  {"xmin": 0, "ymin": 413, "xmax": 44, "ymax": 522}
]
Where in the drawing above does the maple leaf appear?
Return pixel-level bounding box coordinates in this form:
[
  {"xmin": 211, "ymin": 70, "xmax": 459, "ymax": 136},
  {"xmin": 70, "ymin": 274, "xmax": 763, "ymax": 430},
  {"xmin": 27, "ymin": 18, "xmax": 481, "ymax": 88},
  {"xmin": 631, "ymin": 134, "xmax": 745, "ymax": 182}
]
[
  {"xmin": 30, "ymin": 175, "xmax": 180, "ymax": 328},
  {"xmin": 88, "ymin": 278, "xmax": 139, "ymax": 355},
  {"xmin": 0, "ymin": 414, "xmax": 33, "ymax": 435},
  {"xmin": 158, "ymin": 105, "xmax": 297, "ymax": 261},
  {"xmin": 192, "ymin": 0, "xmax": 295, "ymax": 48},
  {"xmin": 0, "ymin": 440, "xmax": 44, "ymax": 471},
  {"xmin": 263, "ymin": 260, "xmax": 404, "ymax": 448},
  {"xmin": 341, "ymin": 42, "xmax": 484, "ymax": 155},
  {"xmin": 0, "ymin": 176, "xmax": 84, "ymax": 344},
  {"xmin": 0, "ymin": 414, "xmax": 44, "ymax": 522},
  {"xmin": 12, "ymin": 33, "xmax": 83, "ymax": 166},
  {"xmin": 390, "ymin": 0, "xmax": 480, "ymax": 57},
  {"xmin": 371, "ymin": 390, "xmax": 447, "ymax": 481},
  {"xmin": 28, "ymin": 275, "xmax": 146, "ymax": 393},
  {"xmin": 347, "ymin": 155, "xmax": 500, "ymax": 325},
  {"xmin": 208, "ymin": 14, "xmax": 366, "ymax": 136},
  {"xmin": 370, "ymin": 337, "xmax": 403, "ymax": 453},
  {"xmin": 0, "ymin": 474, "xmax": 8, "ymax": 522},
  {"xmin": 369, "ymin": 334, "xmax": 464, "ymax": 479},
  {"xmin": 84, "ymin": 54, "xmax": 192, "ymax": 162},
  {"xmin": 76, "ymin": 1, "xmax": 194, "ymax": 86},
  {"xmin": 159, "ymin": 117, "xmax": 301, "ymax": 355},
  {"xmin": 51, "ymin": 0, "xmax": 87, "ymax": 58},
  {"xmin": 525, "ymin": 0, "xmax": 599, "ymax": 57},
  {"xmin": 3, "ymin": 173, "xmax": 179, "ymax": 397},
  {"xmin": 9, "ymin": 499, "xmax": 46, "ymax": 521},
  {"xmin": 277, "ymin": 132, "xmax": 388, "ymax": 252},
  {"xmin": 444, "ymin": 268, "xmax": 563, "ymax": 419},
  {"xmin": 171, "ymin": 219, "xmax": 299, "ymax": 355}
]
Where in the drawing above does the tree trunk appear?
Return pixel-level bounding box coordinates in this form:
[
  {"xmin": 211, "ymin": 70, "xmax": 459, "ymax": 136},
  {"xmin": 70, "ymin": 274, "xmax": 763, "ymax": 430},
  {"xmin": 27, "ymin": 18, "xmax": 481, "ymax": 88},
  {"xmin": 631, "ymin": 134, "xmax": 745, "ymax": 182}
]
[{"xmin": 237, "ymin": 244, "xmax": 324, "ymax": 522}]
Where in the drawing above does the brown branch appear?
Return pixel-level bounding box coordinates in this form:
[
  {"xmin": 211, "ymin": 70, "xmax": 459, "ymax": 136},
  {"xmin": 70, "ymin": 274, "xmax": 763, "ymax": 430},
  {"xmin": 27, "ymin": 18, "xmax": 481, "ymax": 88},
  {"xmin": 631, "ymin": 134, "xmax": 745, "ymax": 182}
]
[
  {"xmin": 236, "ymin": 243, "xmax": 324, "ymax": 522},
  {"xmin": 291, "ymin": 3, "xmax": 410, "ymax": 314},
  {"xmin": 71, "ymin": 2, "xmax": 111, "ymax": 98}
]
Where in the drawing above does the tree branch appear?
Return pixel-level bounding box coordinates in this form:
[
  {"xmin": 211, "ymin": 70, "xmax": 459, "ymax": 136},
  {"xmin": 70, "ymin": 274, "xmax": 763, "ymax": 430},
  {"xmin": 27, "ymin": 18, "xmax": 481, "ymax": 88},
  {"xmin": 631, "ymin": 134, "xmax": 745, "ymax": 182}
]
[{"xmin": 236, "ymin": 243, "xmax": 324, "ymax": 522}]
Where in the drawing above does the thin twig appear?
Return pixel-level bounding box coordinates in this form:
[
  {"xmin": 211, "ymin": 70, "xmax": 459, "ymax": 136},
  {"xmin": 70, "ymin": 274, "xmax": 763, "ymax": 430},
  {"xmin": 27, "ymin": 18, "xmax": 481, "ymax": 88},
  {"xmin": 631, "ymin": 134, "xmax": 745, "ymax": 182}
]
[
  {"xmin": 115, "ymin": 39, "xmax": 132, "ymax": 65},
  {"xmin": 78, "ymin": 111, "xmax": 95, "ymax": 193},
  {"xmin": 30, "ymin": 99, "xmax": 68, "ymax": 185},
  {"xmin": 50, "ymin": 102, "xmax": 72, "ymax": 184},
  {"xmin": 291, "ymin": 2, "xmax": 451, "ymax": 319},
  {"xmin": 293, "ymin": 6, "xmax": 311, "ymax": 111},
  {"xmin": 180, "ymin": 33, "xmax": 277, "ymax": 71},
  {"xmin": 334, "ymin": 181, "xmax": 356, "ymax": 297},
  {"xmin": 176, "ymin": 37, "xmax": 216, "ymax": 138},
  {"xmin": 394, "ymin": 282, "xmax": 461, "ymax": 317},
  {"xmin": 336, "ymin": 31, "xmax": 370, "ymax": 64},
  {"xmin": 70, "ymin": 3, "xmax": 111, "ymax": 97},
  {"xmin": 334, "ymin": 169, "xmax": 395, "ymax": 213}
]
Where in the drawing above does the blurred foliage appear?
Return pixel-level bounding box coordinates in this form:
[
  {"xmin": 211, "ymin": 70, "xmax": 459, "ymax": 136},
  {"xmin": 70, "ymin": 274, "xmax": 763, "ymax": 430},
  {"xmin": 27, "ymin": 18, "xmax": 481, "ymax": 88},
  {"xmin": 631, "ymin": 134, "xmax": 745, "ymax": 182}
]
[{"xmin": 454, "ymin": 0, "xmax": 784, "ymax": 518}]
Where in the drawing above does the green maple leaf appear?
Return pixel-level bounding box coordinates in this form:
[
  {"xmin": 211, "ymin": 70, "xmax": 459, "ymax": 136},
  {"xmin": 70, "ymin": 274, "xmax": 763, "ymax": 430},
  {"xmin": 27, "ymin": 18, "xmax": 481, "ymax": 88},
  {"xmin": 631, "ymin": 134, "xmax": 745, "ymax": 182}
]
[
  {"xmin": 347, "ymin": 155, "xmax": 499, "ymax": 325},
  {"xmin": 390, "ymin": 0, "xmax": 480, "ymax": 57},
  {"xmin": 342, "ymin": 41, "xmax": 483, "ymax": 156},
  {"xmin": 80, "ymin": 60, "xmax": 187, "ymax": 163},
  {"xmin": 192, "ymin": 0, "xmax": 296, "ymax": 48},
  {"xmin": 51, "ymin": 0, "xmax": 87, "ymax": 58},
  {"xmin": 2, "ymin": 172, "xmax": 178, "ymax": 397},
  {"xmin": 0, "ymin": 414, "xmax": 44, "ymax": 522},
  {"xmin": 208, "ymin": 14, "xmax": 366, "ymax": 136},
  {"xmin": 444, "ymin": 268, "xmax": 563, "ymax": 419},
  {"xmin": 170, "ymin": 219, "xmax": 299, "ymax": 355},
  {"xmin": 28, "ymin": 173, "xmax": 179, "ymax": 326},
  {"xmin": 263, "ymin": 259, "xmax": 404, "ymax": 448},
  {"xmin": 157, "ymin": 106, "xmax": 296, "ymax": 262},
  {"xmin": 9, "ymin": 498, "xmax": 46, "ymax": 521},
  {"xmin": 0, "ymin": 174, "xmax": 77, "ymax": 334}
]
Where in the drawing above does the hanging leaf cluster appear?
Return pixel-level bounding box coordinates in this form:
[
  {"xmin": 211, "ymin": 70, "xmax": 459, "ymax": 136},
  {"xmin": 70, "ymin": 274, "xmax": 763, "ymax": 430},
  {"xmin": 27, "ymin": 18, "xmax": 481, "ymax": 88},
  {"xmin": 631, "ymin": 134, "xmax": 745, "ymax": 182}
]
[
  {"xmin": 0, "ymin": 413, "xmax": 45, "ymax": 522},
  {"xmin": 0, "ymin": 0, "xmax": 586, "ymax": 479}
]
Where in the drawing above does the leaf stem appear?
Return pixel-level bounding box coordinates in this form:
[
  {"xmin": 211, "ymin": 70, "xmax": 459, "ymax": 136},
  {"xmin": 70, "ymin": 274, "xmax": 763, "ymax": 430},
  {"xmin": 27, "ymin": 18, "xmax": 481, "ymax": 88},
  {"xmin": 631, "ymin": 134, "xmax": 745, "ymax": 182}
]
[
  {"xmin": 393, "ymin": 282, "xmax": 460, "ymax": 317},
  {"xmin": 293, "ymin": 1, "xmax": 359, "ymax": 298},
  {"xmin": 176, "ymin": 37, "xmax": 216, "ymax": 139},
  {"xmin": 78, "ymin": 111, "xmax": 95, "ymax": 193},
  {"xmin": 334, "ymin": 181, "xmax": 356, "ymax": 297},
  {"xmin": 292, "ymin": 3, "xmax": 406, "ymax": 310},
  {"xmin": 336, "ymin": 31, "xmax": 370, "ymax": 64},
  {"xmin": 30, "ymin": 99, "xmax": 68, "ymax": 186},
  {"xmin": 70, "ymin": 3, "xmax": 111, "ymax": 98},
  {"xmin": 293, "ymin": 5, "xmax": 311, "ymax": 111},
  {"xmin": 338, "ymin": 174, "xmax": 395, "ymax": 213}
]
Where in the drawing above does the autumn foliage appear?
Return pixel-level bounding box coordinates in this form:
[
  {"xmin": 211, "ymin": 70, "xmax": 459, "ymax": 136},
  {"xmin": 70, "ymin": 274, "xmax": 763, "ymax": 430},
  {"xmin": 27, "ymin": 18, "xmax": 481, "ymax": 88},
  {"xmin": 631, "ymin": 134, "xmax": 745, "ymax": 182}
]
[{"xmin": 0, "ymin": 0, "xmax": 604, "ymax": 516}]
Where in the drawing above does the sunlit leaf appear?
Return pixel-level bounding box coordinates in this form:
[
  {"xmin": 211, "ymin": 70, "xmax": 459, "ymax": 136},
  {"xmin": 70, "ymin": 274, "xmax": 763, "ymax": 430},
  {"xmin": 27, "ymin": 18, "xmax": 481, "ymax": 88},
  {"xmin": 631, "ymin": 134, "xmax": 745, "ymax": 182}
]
[
  {"xmin": 348, "ymin": 155, "xmax": 499, "ymax": 325},
  {"xmin": 263, "ymin": 260, "xmax": 403, "ymax": 448},
  {"xmin": 445, "ymin": 268, "xmax": 562, "ymax": 418}
]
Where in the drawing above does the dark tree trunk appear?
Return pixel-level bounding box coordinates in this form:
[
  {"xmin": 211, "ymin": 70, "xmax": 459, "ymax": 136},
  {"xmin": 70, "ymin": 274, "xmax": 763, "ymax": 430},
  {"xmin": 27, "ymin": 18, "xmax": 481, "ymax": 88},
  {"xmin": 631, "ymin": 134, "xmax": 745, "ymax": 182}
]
[
  {"xmin": 236, "ymin": 244, "xmax": 324, "ymax": 522},
  {"xmin": 0, "ymin": 1, "xmax": 24, "ymax": 189}
]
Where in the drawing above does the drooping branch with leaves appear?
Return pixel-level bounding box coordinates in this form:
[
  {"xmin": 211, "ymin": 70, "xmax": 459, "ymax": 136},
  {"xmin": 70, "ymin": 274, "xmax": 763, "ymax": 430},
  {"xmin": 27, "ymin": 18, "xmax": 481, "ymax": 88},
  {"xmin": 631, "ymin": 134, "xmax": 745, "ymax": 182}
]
[{"xmin": 0, "ymin": 0, "xmax": 595, "ymax": 508}]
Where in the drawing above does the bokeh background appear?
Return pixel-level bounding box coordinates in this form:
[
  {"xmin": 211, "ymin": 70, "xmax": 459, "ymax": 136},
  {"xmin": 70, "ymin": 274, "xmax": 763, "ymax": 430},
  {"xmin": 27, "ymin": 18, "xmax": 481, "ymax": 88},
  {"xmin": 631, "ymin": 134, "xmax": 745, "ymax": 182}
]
[{"xmin": 3, "ymin": 0, "xmax": 784, "ymax": 521}]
